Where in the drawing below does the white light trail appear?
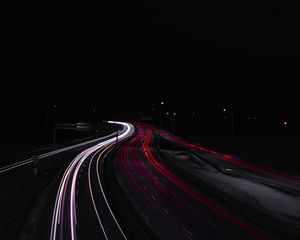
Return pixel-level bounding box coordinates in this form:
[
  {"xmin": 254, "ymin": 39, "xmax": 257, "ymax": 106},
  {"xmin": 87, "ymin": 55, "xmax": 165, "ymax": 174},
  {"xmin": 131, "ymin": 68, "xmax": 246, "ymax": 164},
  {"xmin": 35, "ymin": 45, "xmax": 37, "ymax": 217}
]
[
  {"xmin": 0, "ymin": 132, "xmax": 117, "ymax": 173},
  {"xmin": 50, "ymin": 122, "xmax": 134, "ymax": 240}
]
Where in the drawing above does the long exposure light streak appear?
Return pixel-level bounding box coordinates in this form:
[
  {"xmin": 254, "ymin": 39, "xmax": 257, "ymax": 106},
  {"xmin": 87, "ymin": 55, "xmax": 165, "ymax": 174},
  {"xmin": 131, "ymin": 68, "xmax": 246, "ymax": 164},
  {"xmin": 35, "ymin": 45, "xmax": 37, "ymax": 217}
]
[{"xmin": 50, "ymin": 122, "xmax": 134, "ymax": 240}]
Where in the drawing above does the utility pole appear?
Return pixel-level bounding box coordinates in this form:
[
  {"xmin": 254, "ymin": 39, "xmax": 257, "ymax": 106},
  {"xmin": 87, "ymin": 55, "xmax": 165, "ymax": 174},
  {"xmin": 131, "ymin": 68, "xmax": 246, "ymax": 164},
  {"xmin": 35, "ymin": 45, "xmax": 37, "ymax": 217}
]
[
  {"xmin": 223, "ymin": 108, "xmax": 234, "ymax": 145},
  {"xmin": 160, "ymin": 101, "xmax": 164, "ymax": 130},
  {"xmin": 158, "ymin": 101, "xmax": 164, "ymax": 147},
  {"xmin": 172, "ymin": 111, "xmax": 176, "ymax": 161}
]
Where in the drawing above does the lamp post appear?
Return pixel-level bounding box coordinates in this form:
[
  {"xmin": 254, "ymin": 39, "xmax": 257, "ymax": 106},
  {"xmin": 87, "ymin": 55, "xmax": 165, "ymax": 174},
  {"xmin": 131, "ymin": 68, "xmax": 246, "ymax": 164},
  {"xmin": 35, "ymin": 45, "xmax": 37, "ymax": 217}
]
[
  {"xmin": 223, "ymin": 108, "xmax": 234, "ymax": 144},
  {"xmin": 160, "ymin": 101, "xmax": 176, "ymax": 160},
  {"xmin": 172, "ymin": 112, "xmax": 176, "ymax": 133},
  {"xmin": 159, "ymin": 101, "xmax": 164, "ymax": 130},
  {"xmin": 160, "ymin": 101, "xmax": 176, "ymax": 133},
  {"xmin": 53, "ymin": 123, "xmax": 56, "ymax": 145},
  {"xmin": 157, "ymin": 101, "xmax": 164, "ymax": 147},
  {"xmin": 171, "ymin": 111, "xmax": 176, "ymax": 161}
]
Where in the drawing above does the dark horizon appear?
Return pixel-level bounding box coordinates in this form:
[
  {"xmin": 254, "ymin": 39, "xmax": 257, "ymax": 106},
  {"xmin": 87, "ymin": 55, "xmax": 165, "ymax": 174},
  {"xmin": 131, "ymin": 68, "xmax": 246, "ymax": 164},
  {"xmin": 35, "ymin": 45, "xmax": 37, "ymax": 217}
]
[
  {"xmin": 1, "ymin": 3, "xmax": 300, "ymax": 119},
  {"xmin": 1, "ymin": 2, "xmax": 300, "ymax": 144}
]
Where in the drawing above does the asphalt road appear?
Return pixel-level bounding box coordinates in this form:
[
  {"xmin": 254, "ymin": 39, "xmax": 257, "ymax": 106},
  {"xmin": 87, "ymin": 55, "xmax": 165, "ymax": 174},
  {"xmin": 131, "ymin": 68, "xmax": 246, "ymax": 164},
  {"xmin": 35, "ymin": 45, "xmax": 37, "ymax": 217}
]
[
  {"xmin": 0, "ymin": 123, "xmax": 126, "ymax": 240},
  {"xmin": 113, "ymin": 123, "xmax": 275, "ymax": 239},
  {"xmin": 2, "ymin": 121, "xmax": 299, "ymax": 239},
  {"xmin": 48, "ymin": 121, "xmax": 134, "ymax": 240}
]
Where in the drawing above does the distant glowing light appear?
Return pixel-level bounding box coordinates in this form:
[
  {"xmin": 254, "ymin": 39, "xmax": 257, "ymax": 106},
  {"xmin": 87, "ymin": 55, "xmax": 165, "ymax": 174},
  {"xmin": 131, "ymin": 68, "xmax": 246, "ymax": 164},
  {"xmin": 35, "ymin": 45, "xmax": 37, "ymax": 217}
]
[
  {"xmin": 161, "ymin": 101, "xmax": 164, "ymax": 105},
  {"xmin": 223, "ymin": 108, "xmax": 226, "ymax": 112},
  {"xmin": 174, "ymin": 112, "xmax": 176, "ymax": 116},
  {"xmin": 166, "ymin": 112, "xmax": 169, "ymax": 115},
  {"xmin": 283, "ymin": 121, "xmax": 287, "ymax": 126}
]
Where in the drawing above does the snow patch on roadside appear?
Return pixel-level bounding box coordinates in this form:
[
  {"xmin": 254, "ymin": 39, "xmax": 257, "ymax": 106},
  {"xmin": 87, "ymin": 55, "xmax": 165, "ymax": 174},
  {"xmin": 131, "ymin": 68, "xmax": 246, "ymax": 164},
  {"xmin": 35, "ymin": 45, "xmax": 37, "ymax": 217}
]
[{"xmin": 160, "ymin": 149, "xmax": 300, "ymax": 237}]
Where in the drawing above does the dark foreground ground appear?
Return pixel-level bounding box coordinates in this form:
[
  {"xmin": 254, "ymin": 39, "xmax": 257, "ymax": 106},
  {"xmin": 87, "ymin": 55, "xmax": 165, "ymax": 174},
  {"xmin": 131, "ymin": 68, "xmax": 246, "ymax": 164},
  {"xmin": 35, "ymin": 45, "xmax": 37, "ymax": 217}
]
[{"xmin": 0, "ymin": 124, "xmax": 117, "ymax": 239}]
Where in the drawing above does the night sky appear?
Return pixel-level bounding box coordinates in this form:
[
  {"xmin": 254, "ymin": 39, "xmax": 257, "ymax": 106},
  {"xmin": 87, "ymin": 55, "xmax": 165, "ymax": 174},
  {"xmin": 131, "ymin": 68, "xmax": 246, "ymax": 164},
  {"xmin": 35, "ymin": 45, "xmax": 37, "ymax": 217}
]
[{"xmin": 1, "ymin": 3, "xmax": 300, "ymax": 118}]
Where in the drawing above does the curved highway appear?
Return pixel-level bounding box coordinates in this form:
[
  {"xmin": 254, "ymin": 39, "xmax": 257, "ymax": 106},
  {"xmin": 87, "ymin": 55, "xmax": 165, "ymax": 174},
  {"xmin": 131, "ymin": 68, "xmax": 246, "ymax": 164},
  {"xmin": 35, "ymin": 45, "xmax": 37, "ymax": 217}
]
[
  {"xmin": 114, "ymin": 123, "xmax": 272, "ymax": 240},
  {"xmin": 49, "ymin": 121, "xmax": 134, "ymax": 240},
  {"xmin": 2, "ymin": 121, "xmax": 298, "ymax": 239}
]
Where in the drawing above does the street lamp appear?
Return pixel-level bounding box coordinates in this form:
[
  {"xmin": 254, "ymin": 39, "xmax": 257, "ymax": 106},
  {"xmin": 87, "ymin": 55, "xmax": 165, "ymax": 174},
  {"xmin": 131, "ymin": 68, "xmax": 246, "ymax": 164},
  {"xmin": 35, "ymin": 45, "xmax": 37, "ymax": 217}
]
[
  {"xmin": 172, "ymin": 112, "xmax": 176, "ymax": 133},
  {"xmin": 159, "ymin": 101, "xmax": 176, "ymax": 160},
  {"xmin": 223, "ymin": 108, "xmax": 234, "ymax": 144},
  {"xmin": 159, "ymin": 101, "xmax": 175, "ymax": 133},
  {"xmin": 159, "ymin": 101, "xmax": 164, "ymax": 130}
]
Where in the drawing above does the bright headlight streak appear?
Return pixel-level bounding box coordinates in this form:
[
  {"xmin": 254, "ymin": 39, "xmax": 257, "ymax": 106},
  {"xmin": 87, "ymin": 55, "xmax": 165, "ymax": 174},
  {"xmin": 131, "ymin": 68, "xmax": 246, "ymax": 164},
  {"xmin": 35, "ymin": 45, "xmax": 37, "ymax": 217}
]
[
  {"xmin": 96, "ymin": 145, "xmax": 128, "ymax": 240},
  {"xmin": 50, "ymin": 122, "xmax": 134, "ymax": 240},
  {"xmin": 50, "ymin": 149, "xmax": 89, "ymax": 240},
  {"xmin": 0, "ymin": 132, "xmax": 117, "ymax": 173},
  {"xmin": 70, "ymin": 142, "xmax": 109, "ymax": 240},
  {"xmin": 88, "ymin": 148, "xmax": 111, "ymax": 240},
  {"xmin": 70, "ymin": 122, "xmax": 133, "ymax": 240}
]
